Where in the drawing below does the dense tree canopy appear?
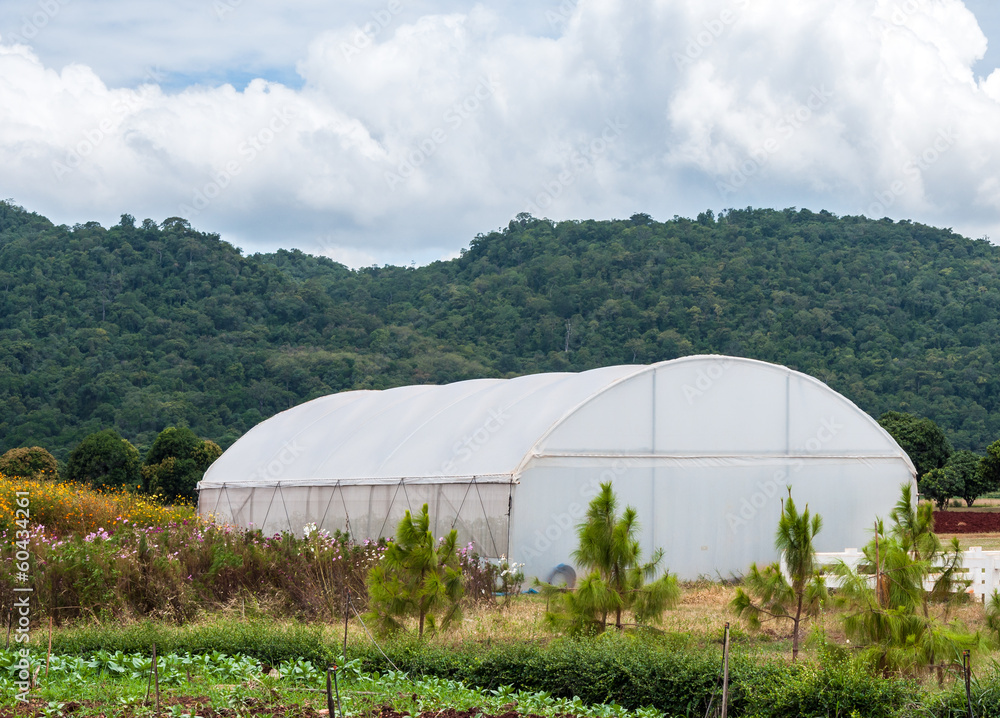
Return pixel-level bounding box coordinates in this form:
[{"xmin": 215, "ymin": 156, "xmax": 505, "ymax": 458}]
[
  {"xmin": 1, "ymin": 201, "xmax": 999, "ymax": 461},
  {"xmin": 877, "ymin": 411, "xmax": 953, "ymax": 479}
]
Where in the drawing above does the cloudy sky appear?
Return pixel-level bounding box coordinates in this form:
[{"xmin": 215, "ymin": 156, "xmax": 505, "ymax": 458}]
[{"xmin": 1, "ymin": 0, "xmax": 998, "ymax": 266}]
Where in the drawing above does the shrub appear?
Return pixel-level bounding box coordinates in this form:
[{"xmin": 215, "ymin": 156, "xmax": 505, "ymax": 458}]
[
  {"xmin": 731, "ymin": 653, "xmax": 919, "ymax": 718},
  {"xmin": 356, "ymin": 633, "xmax": 724, "ymax": 715},
  {"xmin": 351, "ymin": 634, "xmax": 920, "ymax": 718},
  {"xmin": 143, "ymin": 427, "xmax": 221, "ymax": 501},
  {"xmin": 65, "ymin": 429, "xmax": 141, "ymax": 490},
  {"xmin": 0, "ymin": 446, "xmax": 59, "ymax": 481}
]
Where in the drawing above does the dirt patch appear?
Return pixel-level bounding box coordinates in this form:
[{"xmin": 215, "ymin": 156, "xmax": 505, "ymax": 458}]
[{"xmin": 934, "ymin": 511, "xmax": 1000, "ymax": 533}]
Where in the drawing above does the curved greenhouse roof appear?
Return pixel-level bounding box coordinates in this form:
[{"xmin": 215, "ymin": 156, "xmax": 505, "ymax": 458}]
[
  {"xmin": 202, "ymin": 364, "xmax": 644, "ymax": 486},
  {"xmin": 199, "ymin": 355, "xmax": 917, "ymax": 579}
]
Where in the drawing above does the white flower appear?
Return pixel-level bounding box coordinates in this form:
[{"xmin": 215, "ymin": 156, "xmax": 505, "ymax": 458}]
[{"xmin": 303, "ymin": 522, "xmax": 317, "ymax": 538}]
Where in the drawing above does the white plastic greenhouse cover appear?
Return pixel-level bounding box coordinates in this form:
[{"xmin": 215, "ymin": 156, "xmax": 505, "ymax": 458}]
[{"xmin": 198, "ymin": 355, "xmax": 917, "ymax": 580}]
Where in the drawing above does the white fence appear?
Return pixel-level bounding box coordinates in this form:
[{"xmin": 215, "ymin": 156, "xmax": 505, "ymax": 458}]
[{"xmin": 792, "ymin": 547, "xmax": 1000, "ymax": 603}]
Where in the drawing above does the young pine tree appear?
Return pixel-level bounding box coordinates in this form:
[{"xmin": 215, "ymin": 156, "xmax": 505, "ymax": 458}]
[
  {"xmin": 365, "ymin": 504, "xmax": 464, "ymax": 638},
  {"xmin": 833, "ymin": 484, "xmax": 975, "ymax": 678},
  {"xmin": 731, "ymin": 488, "xmax": 827, "ymax": 662},
  {"xmin": 540, "ymin": 482, "xmax": 680, "ymax": 633}
]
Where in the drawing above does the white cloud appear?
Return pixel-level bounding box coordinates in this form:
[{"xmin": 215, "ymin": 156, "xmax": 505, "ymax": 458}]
[{"xmin": 1, "ymin": 0, "xmax": 999, "ymax": 261}]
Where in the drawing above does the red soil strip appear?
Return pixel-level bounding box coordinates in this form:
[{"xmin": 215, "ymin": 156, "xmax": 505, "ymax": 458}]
[{"xmin": 933, "ymin": 510, "xmax": 1000, "ymax": 533}]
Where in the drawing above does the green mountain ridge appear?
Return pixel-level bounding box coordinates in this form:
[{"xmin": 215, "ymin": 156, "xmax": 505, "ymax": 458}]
[{"xmin": 1, "ymin": 202, "xmax": 998, "ymax": 460}]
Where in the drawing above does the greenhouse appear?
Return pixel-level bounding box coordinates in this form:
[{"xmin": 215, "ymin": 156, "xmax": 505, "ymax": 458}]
[{"xmin": 197, "ymin": 355, "xmax": 916, "ymax": 581}]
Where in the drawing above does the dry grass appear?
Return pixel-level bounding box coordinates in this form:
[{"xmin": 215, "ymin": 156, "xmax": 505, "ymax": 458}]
[
  {"xmin": 939, "ymin": 532, "xmax": 1000, "ymax": 551},
  {"xmin": 951, "ymin": 498, "xmax": 1000, "ymax": 509}
]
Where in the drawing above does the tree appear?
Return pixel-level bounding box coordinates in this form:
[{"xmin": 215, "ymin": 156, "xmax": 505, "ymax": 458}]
[
  {"xmin": 982, "ymin": 440, "xmax": 1000, "ymax": 496},
  {"xmin": 142, "ymin": 427, "xmax": 221, "ymax": 501},
  {"xmin": 540, "ymin": 482, "xmax": 680, "ymax": 633},
  {"xmin": 65, "ymin": 430, "xmax": 141, "ymax": 489},
  {"xmin": 919, "ymin": 467, "xmax": 963, "ymax": 510},
  {"xmin": 877, "ymin": 411, "xmax": 953, "ymax": 480},
  {"xmin": 948, "ymin": 450, "xmax": 987, "ymax": 506},
  {"xmin": 833, "ymin": 485, "xmax": 973, "ymax": 677},
  {"xmin": 365, "ymin": 503, "xmax": 464, "ymax": 638},
  {"xmin": 731, "ymin": 488, "xmax": 827, "ymax": 661},
  {"xmin": 0, "ymin": 446, "xmax": 59, "ymax": 481}
]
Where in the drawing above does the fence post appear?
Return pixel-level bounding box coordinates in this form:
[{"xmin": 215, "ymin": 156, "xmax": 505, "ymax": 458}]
[
  {"xmin": 343, "ymin": 584, "xmax": 349, "ymax": 664},
  {"xmin": 964, "ymin": 649, "xmax": 974, "ymax": 718},
  {"xmin": 153, "ymin": 643, "xmax": 160, "ymax": 715},
  {"xmin": 721, "ymin": 622, "xmax": 731, "ymax": 718},
  {"xmin": 46, "ymin": 616, "xmax": 52, "ymax": 679},
  {"xmin": 327, "ymin": 666, "xmax": 337, "ymax": 718}
]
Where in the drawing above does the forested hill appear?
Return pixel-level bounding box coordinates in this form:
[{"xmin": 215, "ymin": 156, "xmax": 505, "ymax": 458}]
[{"xmin": 1, "ymin": 201, "xmax": 999, "ymax": 460}]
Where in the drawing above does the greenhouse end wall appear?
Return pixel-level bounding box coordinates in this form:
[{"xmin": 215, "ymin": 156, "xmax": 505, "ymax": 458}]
[{"xmin": 509, "ymin": 457, "xmax": 913, "ymax": 582}]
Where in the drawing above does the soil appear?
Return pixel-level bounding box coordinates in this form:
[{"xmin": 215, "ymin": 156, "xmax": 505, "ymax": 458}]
[{"xmin": 933, "ymin": 510, "xmax": 1000, "ymax": 533}]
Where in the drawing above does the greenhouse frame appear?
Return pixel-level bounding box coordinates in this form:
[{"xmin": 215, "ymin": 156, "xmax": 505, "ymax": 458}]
[{"xmin": 198, "ymin": 355, "xmax": 916, "ymax": 580}]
